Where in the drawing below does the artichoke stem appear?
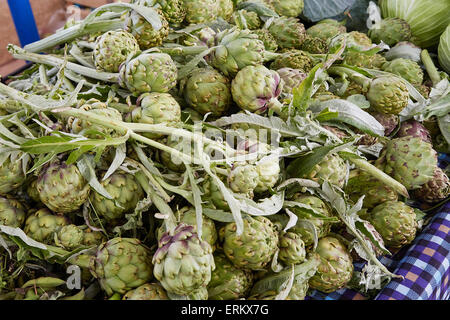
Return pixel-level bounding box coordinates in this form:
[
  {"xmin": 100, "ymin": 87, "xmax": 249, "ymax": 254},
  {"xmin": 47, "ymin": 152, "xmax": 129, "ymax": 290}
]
[{"xmin": 421, "ymin": 49, "xmax": 441, "ymax": 87}]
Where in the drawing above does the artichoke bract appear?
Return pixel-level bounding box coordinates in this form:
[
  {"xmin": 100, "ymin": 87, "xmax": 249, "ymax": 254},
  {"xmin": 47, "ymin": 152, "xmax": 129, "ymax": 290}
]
[
  {"xmin": 253, "ymin": 29, "xmax": 278, "ymax": 52},
  {"xmin": 265, "ymin": 0, "xmax": 304, "ymax": 17},
  {"xmin": 93, "ymin": 30, "xmax": 140, "ymax": 73},
  {"xmin": 300, "ymin": 35, "xmax": 329, "ymax": 54},
  {"xmin": 412, "ymin": 167, "xmax": 450, "ymax": 204},
  {"xmin": 278, "ymin": 232, "xmax": 306, "ymax": 266},
  {"xmin": 184, "ymin": 67, "xmax": 232, "ymax": 117},
  {"xmin": 125, "ymin": 92, "xmax": 181, "ymax": 139},
  {"xmin": 123, "ymin": 283, "xmax": 169, "ymax": 300},
  {"xmin": 369, "ymin": 201, "xmax": 417, "ymax": 248},
  {"xmin": 54, "ymin": 224, "xmax": 84, "ymax": 250},
  {"xmin": 302, "ymin": 154, "xmax": 348, "ymax": 188},
  {"xmin": 119, "ymin": 51, "xmax": 178, "ymax": 96},
  {"xmin": 395, "ymin": 119, "xmax": 432, "ymax": 143},
  {"xmin": 0, "ymin": 197, "xmax": 26, "ymax": 228},
  {"xmin": 156, "ymin": 0, "xmax": 186, "ymax": 27},
  {"xmin": 24, "ymin": 208, "xmax": 69, "ymax": 244},
  {"xmin": 277, "ymin": 68, "xmax": 307, "ymax": 95},
  {"xmin": 0, "ymin": 153, "xmax": 26, "ymax": 195},
  {"xmin": 90, "ymin": 238, "xmax": 153, "ymax": 296},
  {"xmin": 377, "ymin": 137, "xmax": 437, "ymax": 190},
  {"xmin": 368, "ymin": 18, "xmax": 411, "ymax": 46},
  {"xmin": 89, "ymin": 171, "xmax": 144, "ymax": 223},
  {"xmin": 228, "ymin": 163, "xmax": 259, "ymax": 197},
  {"xmin": 183, "ymin": 0, "xmax": 219, "ymax": 24},
  {"xmin": 153, "ymin": 223, "xmax": 215, "ymax": 295},
  {"xmin": 366, "ymin": 76, "xmax": 409, "ymax": 115},
  {"xmin": 222, "ymin": 216, "xmax": 278, "ymax": 271},
  {"xmin": 207, "ymin": 253, "xmax": 254, "ymax": 300},
  {"xmin": 270, "ymin": 49, "xmax": 313, "ymax": 72},
  {"xmin": 231, "ymin": 65, "xmax": 284, "ymax": 114},
  {"xmin": 268, "ymin": 17, "xmax": 307, "ymax": 50},
  {"xmin": 309, "ymin": 236, "xmax": 353, "ymax": 293},
  {"xmin": 36, "ymin": 160, "xmax": 90, "ymax": 214},
  {"xmin": 382, "ymin": 58, "xmax": 424, "ymax": 85}
]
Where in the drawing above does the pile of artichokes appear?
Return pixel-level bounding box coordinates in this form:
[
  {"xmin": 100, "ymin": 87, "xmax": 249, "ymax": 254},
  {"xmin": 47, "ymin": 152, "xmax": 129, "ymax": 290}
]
[{"xmin": 0, "ymin": 0, "xmax": 448, "ymax": 301}]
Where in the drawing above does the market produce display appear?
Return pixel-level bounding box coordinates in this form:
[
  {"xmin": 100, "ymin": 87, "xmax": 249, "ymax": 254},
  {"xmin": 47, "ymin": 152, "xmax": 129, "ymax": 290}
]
[{"xmin": 0, "ymin": 0, "xmax": 449, "ymax": 301}]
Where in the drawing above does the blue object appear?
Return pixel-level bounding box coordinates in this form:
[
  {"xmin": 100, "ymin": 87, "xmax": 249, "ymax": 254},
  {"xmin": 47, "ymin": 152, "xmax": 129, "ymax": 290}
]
[{"xmin": 7, "ymin": 0, "xmax": 41, "ymax": 47}]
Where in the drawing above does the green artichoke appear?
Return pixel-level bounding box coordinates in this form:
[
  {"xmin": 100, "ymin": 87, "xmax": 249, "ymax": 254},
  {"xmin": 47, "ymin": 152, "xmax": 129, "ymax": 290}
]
[
  {"xmin": 231, "ymin": 65, "xmax": 284, "ymax": 114},
  {"xmin": 278, "ymin": 232, "xmax": 306, "ymax": 266},
  {"xmin": 217, "ymin": 0, "xmax": 234, "ymax": 21},
  {"xmin": 265, "ymin": 0, "xmax": 304, "ymax": 17},
  {"xmin": 232, "ymin": 10, "xmax": 262, "ymax": 30},
  {"xmin": 54, "ymin": 224, "xmax": 84, "ymax": 250},
  {"xmin": 309, "ymin": 236, "xmax": 353, "ymax": 293},
  {"xmin": 125, "ymin": 92, "xmax": 181, "ymax": 139},
  {"xmin": 301, "ymin": 154, "xmax": 348, "ymax": 188},
  {"xmin": 270, "ymin": 49, "xmax": 313, "ymax": 72},
  {"xmin": 253, "ymin": 28, "xmax": 278, "ymax": 52},
  {"xmin": 222, "ymin": 216, "xmax": 278, "ymax": 271},
  {"xmin": 0, "ymin": 196, "xmax": 26, "ymax": 228},
  {"xmin": 382, "ymin": 58, "xmax": 424, "ymax": 85},
  {"xmin": 347, "ymin": 31, "xmax": 372, "ymax": 48},
  {"xmin": 89, "ymin": 171, "xmax": 144, "ymax": 223},
  {"xmin": 89, "ymin": 238, "xmax": 153, "ymax": 295},
  {"xmin": 0, "ymin": 152, "xmax": 26, "ymax": 195},
  {"xmin": 289, "ymin": 194, "xmax": 335, "ymax": 247},
  {"xmin": 376, "ymin": 137, "xmax": 437, "ymax": 190},
  {"xmin": 153, "ymin": 223, "xmax": 215, "ymax": 295},
  {"xmin": 306, "ymin": 20, "xmax": 346, "ymax": 41},
  {"xmin": 36, "ymin": 160, "xmax": 90, "ymax": 214},
  {"xmin": 248, "ymin": 277, "xmax": 309, "ymax": 300},
  {"xmin": 412, "ymin": 167, "xmax": 450, "ymax": 204},
  {"xmin": 345, "ymin": 171, "xmax": 398, "ymax": 210},
  {"xmin": 254, "ymin": 155, "xmax": 281, "ymax": 193},
  {"xmin": 368, "ymin": 18, "xmax": 411, "ymax": 46},
  {"xmin": 395, "ymin": 119, "xmax": 432, "ymax": 143},
  {"xmin": 24, "ymin": 208, "xmax": 69, "ymax": 244},
  {"xmin": 188, "ymin": 286, "xmax": 209, "ymax": 300},
  {"xmin": 277, "ymin": 68, "xmax": 307, "ymax": 95},
  {"xmin": 183, "ymin": 67, "xmax": 231, "ymax": 117},
  {"xmin": 413, "ymin": 84, "xmax": 431, "ymax": 99},
  {"xmin": 343, "ymin": 52, "xmax": 387, "ymax": 70},
  {"xmin": 268, "ymin": 17, "xmax": 307, "ymax": 49},
  {"xmin": 183, "ymin": 0, "xmax": 219, "ymax": 24},
  {"xmin": 228, "ymin": 163, "xmax": 259, "ymax": 197},
  {"xmin": 367, "ymin": 76, "xmax": 409, "ymax": 115},
  {"xmin": 125, "ymin": 4, "xmax": 169, "ymax": 49},
  {"xmin": 119, "ymin": 51, "xmax": 178, "ymax": 96},
  {"xmin": 123, "ymin": 283, "xmax": 169, "ymax": 300},
  {"xmin": 93, "ymin": 30, "xmax": 140, "ymax": 73},
  {"xmin": 368, "ymin": 201, "xmax": 417, "ymax": 248},
  {"xmin": 207, "ymin": 253, "xmax": 254, "ymax": 300},
  {"xmin": 300, "ymin": 35, "xmax": 328, "ymax": 54},
  {"xmin": 156, "ymin": 0, "xmax": 186, "ymax": 27},
  {"xmin": 81, "ymin": 227, "xmax": 106, "ymax": 247}
]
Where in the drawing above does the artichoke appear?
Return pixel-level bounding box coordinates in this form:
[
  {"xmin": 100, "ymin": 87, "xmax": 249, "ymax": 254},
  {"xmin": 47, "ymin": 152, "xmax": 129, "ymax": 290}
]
[
  {"xmin": 395, "ymin": 119, "xmax": 432, "ymax": 143},
  {"xmin": 340, "ymin": 81, "xmax": 365, "ymax": 98},
  {"xmin": 412, "ymin": 167, "xmax": 450, "ymax": 204},
  {"xmin": 207, "ymin": 253, "xmax": 254, "ymax": 300},
  {"xmin": 368, "ymin": 201, "xmax": 417, "ymax": 248},
  {"xmin": 217, "ymin": 0, "xmax": 234, "ymax": 21},
  {"xmin": 270, "ymin": 49, "xmax": 313, "ymax": 72},
  {"xmin": 24, "ymin": 208, "xmax": 69, "ymax": 244},
  {"xmin": 367, "ymin": 76, "xmax": 409, "ymax": 115},
  {"xmin": 265, "ymin": 0, "xmax": 304, "ymax": 17},
  {"xmin": 347, "ymin": 31, "xmax": 372, "ymax": 48},
  {"xmin": 183, "ymin": 67, "xmax": 232, "ymax": 117},
  {"xmin": 289, "ymin": 194, "xmax": 335, "ymax": 247},
  {"xmin": 89, "ymin": 171, "xmax": 144, "ymax": 223},
  {"xmin": 248, "ymin": 276, "xmax": 310, "ymax": 300},
  {"xmin": 345, "ymin": 171, "xmax": 398, "ymax": 210},
  {"xmin": 187, "ymin": 286, "xmax": 209, "ymax": 300},
  {"xmin": 343, "ymin": 52, "xmax": 387, "ymax": 70},
  {"xmin": 369, "ymin": 110, "xmax": 399, "ymax": 136},
  {"xmin": 382, "ymin": 58, "xmax": 424, "ymax": 85},
  {"xmin": 376, "ymin": 136, "xmax": 437, "ymax": 190},
  {"xmin": 0, "ymin": 196, "xmax": 26, "ymax": 228},
  {"xmin": 82, "ymin": 227, "xmax": 106, "ymax": 246},
  {"xmin": 125, "ymin": 92, "xmax": 181, "ymax": 139},
  {"xmin": 153, "ymin": 223, "xmax": 215, "ymax": 295},
  {"xmin": 36, "ymin": 160, "xmax": 90, "ymax": 214},
  {"xmin": 123, "ymin": 283, "xmax": 169, "ymax": 300},
  {"xmin": 306, "ymin": 20, "xmax": 346, "ymax": 41},
  {"xmin": 228, "ymin": 163, "xmax": 259, "ymax": 197},
  {"xmin": 268, "ymin": 17, "xmax": 307, "ymax": 49},
  {"xmin": 222, "ymin": 216, "xmax": 278, "ymax": 271},
  {"xmin": 368, "ymin": 18, "xmax": 411, "ymax": 46},
  {"xmin": 183, "ymin": 0, "xmax": 219, "ymax": 24},
  {"xmin": 202, "ymin": 177, "xmax": 229, "ymax": 211},
  {"xmin": 119, "ymin": 51, "xmax": 178, "ymax": 96},
  {"xmin": 156, "ymin": 0, "xmax": 186, "ymax": 27},
  {"xmin": 93, "ymin": 30, "xmax": 140, "ymax": 73},
  {"xmin": 231, "ymin": 65, "xmax": 284, "ymax": 114},
  {"xmin": 253, "ymin": 28, "xmax": 278, "ymax": 52},
  {"xmin": 0, "ymin": 152, "xmax": 26, "ymax": 195},
  {"xmin": 125, "ymin": 4, "xmax": 169, "ymax": 49},
  {"xmin": 54, "ymin": 224, "xmax": 84, "ymax": 250},
  {"xmin": 232, "ymin": 10, "xmax": 262, "ymax": 30},
  {"xmin": 277, "ymin": 68, "xmax": 307, "ymax": 95},
  {"xmin": 300, "ymin": 35, "xmax": 328, "ymax": 54},
  {"xmin": 309, "ymin": 236, "xmax": 353, "ymax": 293},
  {"xmin": 301, "ymin": 154, "xmax": 348, "ymax": 188},
  {"xmin": 278, "ymin": 232, "xmax": 306, "ymax": 266},
  {"xmin": 89, "ymin": 238, "xmax": 153, "ymax": 295},
  {"xmin": 158, "ymin": 137, "xmax": 187, "ymax": 173},
  {"xmin": 254, "ymin": 155, "xmax": 281, "ymax": 194}
]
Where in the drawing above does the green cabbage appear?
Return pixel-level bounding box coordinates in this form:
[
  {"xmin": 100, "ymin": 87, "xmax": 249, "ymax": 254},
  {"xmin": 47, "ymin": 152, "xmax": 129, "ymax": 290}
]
[
  {"xmin": 379, "ymin": 0, "xmax": 450, "ymax": 48},
  {"xmin": 438, "ymin": 24, "xmax": 450, "ymax": 74}
]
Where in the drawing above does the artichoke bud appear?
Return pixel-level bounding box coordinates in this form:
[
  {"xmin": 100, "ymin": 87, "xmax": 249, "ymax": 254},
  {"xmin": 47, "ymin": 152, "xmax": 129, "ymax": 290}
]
[
  {"xmin": 54, "ymin": 224, "xmax": 84, "ymax": 250},
  {"xmin": 0, "ymin": 196, "xmax": 27, "ymax": 228}
]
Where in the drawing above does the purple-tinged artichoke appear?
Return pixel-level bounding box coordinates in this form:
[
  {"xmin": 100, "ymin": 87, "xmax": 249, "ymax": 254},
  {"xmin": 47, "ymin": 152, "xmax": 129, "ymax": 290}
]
[
  {"xmin": 369, "ymin": 110, "xmax": 399, "ymax": 136},
  {"xmin": 277, "ymin": 68, "xmax": 307, "ymax": 95},
  {"xmin": 395, "ymin": 119, "xmax": 432, "ymax": 143},
  {"xmin": 412, "ymin": 167, "xmax": 450, "ymax": 204}
]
